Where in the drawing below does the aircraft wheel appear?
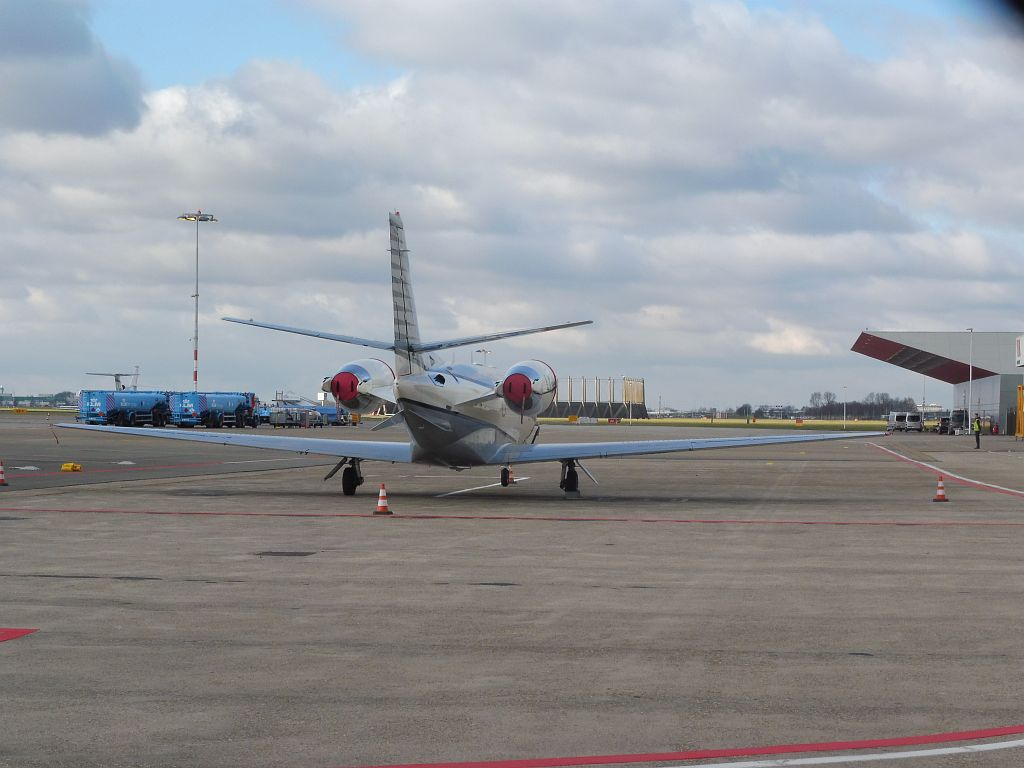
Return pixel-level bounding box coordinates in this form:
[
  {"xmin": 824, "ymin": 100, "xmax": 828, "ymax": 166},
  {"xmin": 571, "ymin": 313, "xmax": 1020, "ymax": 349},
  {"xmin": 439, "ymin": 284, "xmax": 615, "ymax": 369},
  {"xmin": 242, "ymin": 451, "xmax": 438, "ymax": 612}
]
[
  {"xmin": 341, "ymin": 466, "xmax": 358, "ymax": 496},
  {"xmin": 500, "ymin": 467, "xmax": 511, "ymax": 487},
  {"xmin": 563, "ymin": 468, "xmax": 579, "ymax": 493}
]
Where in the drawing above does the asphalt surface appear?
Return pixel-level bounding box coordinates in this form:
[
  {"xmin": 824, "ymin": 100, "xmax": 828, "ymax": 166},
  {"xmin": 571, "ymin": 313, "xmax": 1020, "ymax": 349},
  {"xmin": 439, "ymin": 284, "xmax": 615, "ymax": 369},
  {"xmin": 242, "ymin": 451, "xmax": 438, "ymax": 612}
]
[{"xmin": 2, "ymin": 412, "xmax": 1024, "ymax": 767}]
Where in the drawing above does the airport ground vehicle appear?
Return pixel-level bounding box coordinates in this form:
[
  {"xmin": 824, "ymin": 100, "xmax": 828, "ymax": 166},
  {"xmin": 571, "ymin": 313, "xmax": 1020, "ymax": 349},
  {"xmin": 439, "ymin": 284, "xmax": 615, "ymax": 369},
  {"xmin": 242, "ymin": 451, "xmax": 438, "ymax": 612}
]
[
  {"xmin": 949, "ymin": 409, "xmax": 968, "ymax": 434},
  {"xmin": 887, "ymin": 411, "xmax": 908, "ymax": 431},
  {"xmin": 304, "ymin": 404, "xmax": 349, "ymax": 425},
  {"xmin": 78, "ymin": 390, "xmax": 171, "ymax": 427},
  {"xmin": 269, "ymin": 407, "xmax": 328, "ymax": 428},
  {"xmin": 169, "ymin": 392, "xmax": 258, "ymax": 428},
  {"xmin": 937, "ymin": 416, "xmax": 951, "ymax": 434},
  {"xmin": 887, "ymin": 411, "xmax": 923, "ymax": 432}
]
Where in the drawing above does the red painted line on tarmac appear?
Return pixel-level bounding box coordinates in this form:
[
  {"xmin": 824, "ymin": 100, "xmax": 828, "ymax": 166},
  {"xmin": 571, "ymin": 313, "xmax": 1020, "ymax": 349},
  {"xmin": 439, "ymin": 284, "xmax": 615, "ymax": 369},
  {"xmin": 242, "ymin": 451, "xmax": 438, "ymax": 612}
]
[
  {"xmin": 2, "ymin": 506, "xmax": 1024, "ymax": 527},
  {"xmin": 869, "ymin": 442, "xmax": 1024, "ymax": 499},
  {"xmin": 342, "ymin": 722, "xmax": 1024, "ymax": 768},
  {"xmin": 0, "ymin": 628, "xmax": 38, "ymax": 642}
]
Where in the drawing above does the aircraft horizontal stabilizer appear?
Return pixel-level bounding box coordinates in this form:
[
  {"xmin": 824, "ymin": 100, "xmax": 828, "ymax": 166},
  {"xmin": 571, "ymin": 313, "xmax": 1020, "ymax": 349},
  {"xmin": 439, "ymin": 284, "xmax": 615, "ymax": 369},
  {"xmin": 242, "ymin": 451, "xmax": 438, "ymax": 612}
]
[
  {"xmin": 411, "ymin": 320, "xmax": 592, "ymax": 353},
  {"xmin": 222, "ymin": 317, "xmax": 395, "ymax": 351},
  {"xmin": 222, "ymin": 317, "xmax": 592, "ymax": 356}
]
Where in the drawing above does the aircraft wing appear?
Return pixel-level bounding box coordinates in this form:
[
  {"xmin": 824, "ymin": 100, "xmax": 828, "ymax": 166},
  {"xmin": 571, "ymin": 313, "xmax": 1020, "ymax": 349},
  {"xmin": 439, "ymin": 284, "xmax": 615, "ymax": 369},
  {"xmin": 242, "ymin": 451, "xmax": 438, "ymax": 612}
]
[
  {"xmin": 492, "ymin": 431, "xmax": 884, "ymax": 464},
  {"xmin": 57, "ymin": 424, "xmax": 414, "ymax": 463}
]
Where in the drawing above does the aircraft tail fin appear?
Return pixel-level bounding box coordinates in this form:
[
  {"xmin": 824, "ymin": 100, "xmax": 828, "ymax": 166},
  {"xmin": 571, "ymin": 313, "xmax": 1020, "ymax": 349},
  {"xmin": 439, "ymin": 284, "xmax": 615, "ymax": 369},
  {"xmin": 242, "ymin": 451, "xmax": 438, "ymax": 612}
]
[{"xmin": 390, "ymin": 212, "xmax": 425, "ymax": 375}]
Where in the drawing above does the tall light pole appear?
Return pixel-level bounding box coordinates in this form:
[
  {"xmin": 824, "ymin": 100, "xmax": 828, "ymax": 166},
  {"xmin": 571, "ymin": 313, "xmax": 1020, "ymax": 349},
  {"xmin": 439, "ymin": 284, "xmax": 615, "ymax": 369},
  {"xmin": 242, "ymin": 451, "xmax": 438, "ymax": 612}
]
[
  {"xmin": 842, "ymin": 385, "xmax": 847, "ymax": 430},
  {"xmin": 178, "ymin": 211, "xmax": 217, "ymax": 391},
  {"xmin": 966, "ymin": 327, "xmax": 974, "ymax": 428}
]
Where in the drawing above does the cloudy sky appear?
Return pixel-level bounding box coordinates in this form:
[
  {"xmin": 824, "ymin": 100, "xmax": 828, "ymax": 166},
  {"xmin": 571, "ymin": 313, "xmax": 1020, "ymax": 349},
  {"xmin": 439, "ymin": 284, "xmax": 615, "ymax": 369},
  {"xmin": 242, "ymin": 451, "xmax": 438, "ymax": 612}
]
[{"xmin": 2, "ymin": 0, "xmax": 1022, "ymax": 411}]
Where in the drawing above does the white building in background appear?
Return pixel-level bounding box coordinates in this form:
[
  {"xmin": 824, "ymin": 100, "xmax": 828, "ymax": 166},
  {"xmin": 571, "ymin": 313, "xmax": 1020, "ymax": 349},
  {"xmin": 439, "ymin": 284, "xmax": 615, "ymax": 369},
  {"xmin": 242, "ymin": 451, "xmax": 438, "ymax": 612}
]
[{"xmin": 852, "ymin": 331, "xmax": 1024, "ymax": 432}]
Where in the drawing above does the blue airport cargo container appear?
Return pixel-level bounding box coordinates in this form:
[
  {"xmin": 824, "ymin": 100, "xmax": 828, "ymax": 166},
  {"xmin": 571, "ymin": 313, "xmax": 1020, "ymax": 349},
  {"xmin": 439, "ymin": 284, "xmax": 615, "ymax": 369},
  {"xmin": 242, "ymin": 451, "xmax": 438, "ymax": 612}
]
[
  {"xmin": 169, "ymin": 391, "xmax": 257, "ymax": 428},
  {"xmin": 78, "ymin": 390, "xmax": 171, "ymax": 427}
]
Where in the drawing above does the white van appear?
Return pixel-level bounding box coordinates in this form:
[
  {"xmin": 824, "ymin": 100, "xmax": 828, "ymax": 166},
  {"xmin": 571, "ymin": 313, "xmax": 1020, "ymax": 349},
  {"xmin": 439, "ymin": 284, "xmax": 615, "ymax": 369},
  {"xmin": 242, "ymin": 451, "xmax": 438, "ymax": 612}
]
[
  {"xmin": 904, "ymin": 413, "xmax": 923, "ymax": 432},
  {"xmin": 887, "ymin": 412, "xmax": 908, "ymax": 431}
]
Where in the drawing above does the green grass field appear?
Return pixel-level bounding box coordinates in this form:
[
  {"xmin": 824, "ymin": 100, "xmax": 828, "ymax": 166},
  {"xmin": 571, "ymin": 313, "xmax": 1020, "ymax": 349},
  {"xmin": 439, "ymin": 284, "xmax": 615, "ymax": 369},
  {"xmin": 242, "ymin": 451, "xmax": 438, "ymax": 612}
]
[
  {"xmin": 1, "ymin": 408, "xmax": 887, "ymax": 432},
  {"xmin": 539, "ymin": 417, "xmax": 886, "ymax": 432}
]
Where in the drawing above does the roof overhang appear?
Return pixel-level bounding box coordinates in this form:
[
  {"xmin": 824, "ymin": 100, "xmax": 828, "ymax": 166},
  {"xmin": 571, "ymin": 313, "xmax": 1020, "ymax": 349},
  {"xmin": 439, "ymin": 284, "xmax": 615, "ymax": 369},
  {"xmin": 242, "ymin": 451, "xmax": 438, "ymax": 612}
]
[{"xmin": 851, "ymin": 332, "xmax": 996, "ymax": 385}]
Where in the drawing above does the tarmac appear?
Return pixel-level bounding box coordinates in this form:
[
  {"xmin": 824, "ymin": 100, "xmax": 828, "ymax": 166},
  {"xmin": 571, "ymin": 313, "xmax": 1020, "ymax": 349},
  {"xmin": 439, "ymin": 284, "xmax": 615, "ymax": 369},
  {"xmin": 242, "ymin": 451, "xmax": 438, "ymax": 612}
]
[{"xmin": 2, "ymin": 412, "xmax": 1024, "ymax": 767}]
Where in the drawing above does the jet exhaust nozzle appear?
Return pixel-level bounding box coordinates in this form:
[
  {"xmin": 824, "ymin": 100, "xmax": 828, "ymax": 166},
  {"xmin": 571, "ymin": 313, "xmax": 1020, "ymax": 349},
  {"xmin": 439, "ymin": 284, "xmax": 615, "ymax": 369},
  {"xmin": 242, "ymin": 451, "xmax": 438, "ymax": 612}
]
[
  {"xmin": 500, "ymin": 360, "xmax": 556, "ymax": 416},
  {"xmin": 322, "ymin": 358, "xmax": 396, "ymax": 413}
]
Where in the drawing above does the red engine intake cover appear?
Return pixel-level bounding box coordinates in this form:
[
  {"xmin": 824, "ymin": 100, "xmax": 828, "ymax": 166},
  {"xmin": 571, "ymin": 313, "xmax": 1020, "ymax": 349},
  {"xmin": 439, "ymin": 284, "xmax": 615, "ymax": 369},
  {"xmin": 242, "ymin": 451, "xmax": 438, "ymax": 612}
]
[
  {"xmin": 330, "ymin": 371, "xmax": 360, "ymax": 403},
  {"xmin": 502, "ymin": 372, "xmax": 533, "ymax": 404}
]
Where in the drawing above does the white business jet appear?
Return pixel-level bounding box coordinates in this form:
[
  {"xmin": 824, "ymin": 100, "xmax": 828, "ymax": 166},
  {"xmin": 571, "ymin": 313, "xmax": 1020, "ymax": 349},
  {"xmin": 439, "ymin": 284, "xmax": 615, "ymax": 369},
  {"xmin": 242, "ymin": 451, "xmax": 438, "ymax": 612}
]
[{"xmin": 62, "ymin": 212, "xmax": 876, "ymax": 495}]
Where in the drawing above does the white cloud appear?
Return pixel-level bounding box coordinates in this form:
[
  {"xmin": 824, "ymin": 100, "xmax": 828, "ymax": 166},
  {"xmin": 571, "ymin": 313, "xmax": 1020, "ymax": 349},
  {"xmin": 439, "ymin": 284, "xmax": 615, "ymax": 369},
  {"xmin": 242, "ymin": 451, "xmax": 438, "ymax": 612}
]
[
  {"xmin": 0, "ymin": 0, "xmax": 144, "ymax": 135},
  {"xmin": 750, "ymin": 318, "xmax": 831, "ymax": 356}
]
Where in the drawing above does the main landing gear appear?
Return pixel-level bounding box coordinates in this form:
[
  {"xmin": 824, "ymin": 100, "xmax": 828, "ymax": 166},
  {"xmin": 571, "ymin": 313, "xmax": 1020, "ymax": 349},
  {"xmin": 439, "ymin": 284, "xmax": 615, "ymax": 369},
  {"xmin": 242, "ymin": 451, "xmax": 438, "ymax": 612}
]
[
  {"xmin": 559, "ymin": 459, "xmax": 580, "ymax": 495},
  {"xmin": 500, "ymin": 461, "xmax": 582, "ymax": 495},
  {"xmin": 324, "ymin": 458, "xmax": 364, "ymax": 495}
]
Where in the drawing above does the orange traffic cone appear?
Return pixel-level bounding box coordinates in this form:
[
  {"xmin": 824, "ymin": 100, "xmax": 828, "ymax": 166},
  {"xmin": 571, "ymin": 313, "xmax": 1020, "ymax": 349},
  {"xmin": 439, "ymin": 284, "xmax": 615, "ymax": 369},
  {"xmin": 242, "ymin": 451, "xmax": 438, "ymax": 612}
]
[
  {"xmin": 0, "ymin": 459, "xmax": 7, "ymax": 486},
  {"xmin": 374, "ymin": 483, "xmax": 392, "ymax": 515},
  {"xmin": 932, "ymin": 476, "xmax": 949, "ymax": 502}
]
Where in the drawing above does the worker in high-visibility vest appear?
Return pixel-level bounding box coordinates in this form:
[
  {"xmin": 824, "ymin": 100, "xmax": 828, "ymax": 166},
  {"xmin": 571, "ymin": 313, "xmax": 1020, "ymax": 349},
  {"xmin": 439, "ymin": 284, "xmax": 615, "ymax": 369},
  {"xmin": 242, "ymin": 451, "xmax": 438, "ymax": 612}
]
[{"xmin": 972, "ymin": 413, "xmax": 982, "ymax": 449}]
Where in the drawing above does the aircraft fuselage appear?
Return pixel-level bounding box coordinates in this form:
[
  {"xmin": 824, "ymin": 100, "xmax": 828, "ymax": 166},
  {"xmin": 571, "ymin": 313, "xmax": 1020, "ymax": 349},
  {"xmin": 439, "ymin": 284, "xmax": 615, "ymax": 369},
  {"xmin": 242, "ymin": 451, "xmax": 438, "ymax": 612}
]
[{"xmin": 395, "ymin": 363, "xmax": 536, "ymax": 467}]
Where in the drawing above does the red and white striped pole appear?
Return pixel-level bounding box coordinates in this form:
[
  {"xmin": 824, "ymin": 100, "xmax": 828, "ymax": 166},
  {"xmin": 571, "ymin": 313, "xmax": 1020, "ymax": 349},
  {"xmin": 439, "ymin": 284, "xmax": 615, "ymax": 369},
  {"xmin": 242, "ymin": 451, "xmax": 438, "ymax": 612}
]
[{"xmin": 177, "ymin": 210, "xmax": 217, "ymax": 392}]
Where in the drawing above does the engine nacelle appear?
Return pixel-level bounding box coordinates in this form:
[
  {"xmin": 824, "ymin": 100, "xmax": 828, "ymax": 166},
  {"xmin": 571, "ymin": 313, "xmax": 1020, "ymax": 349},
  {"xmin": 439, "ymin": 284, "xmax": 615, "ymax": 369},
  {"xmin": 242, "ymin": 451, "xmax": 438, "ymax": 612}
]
[
  {"xmin": 321, "ymin": 358, "xmax": 396, "ymax": 414},
  {"xmin": 500, "ymin": 360, "xmax": 557, "ymax": 417}
]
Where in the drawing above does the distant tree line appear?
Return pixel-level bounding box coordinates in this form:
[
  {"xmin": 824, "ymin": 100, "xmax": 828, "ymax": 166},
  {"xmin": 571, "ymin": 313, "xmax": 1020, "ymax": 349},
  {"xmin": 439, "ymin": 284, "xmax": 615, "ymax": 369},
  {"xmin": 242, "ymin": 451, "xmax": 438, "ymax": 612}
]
[
  {"xmin": 718, "ymin": 392, "xmax": 917, "ymax": 421},
  {"xmin": 804, "ymin": 391, "xmax": 917, "ymax": 420}
]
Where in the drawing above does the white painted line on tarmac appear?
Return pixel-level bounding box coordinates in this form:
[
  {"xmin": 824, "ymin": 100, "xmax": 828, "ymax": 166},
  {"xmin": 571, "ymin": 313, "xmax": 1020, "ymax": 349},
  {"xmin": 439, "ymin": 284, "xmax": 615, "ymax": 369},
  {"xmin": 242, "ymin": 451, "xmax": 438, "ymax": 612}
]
[
  {"xmin": 12, "ymin": 466, "xmax": 40, "ymax": 471},
  {"xmin": 655, "ymin": 736, "xmax": 1024, "ymax": 767},
  {"xmin": 437, "ymin": 477, "xmax": 531, "ymax": 497},
  {"xmin": 870, "ymin": 442, "xmax": 1024, "ymax": 498},
  {"xmin": 114, "ymin": 461, "xmax": 136, "ymax": 465}
]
